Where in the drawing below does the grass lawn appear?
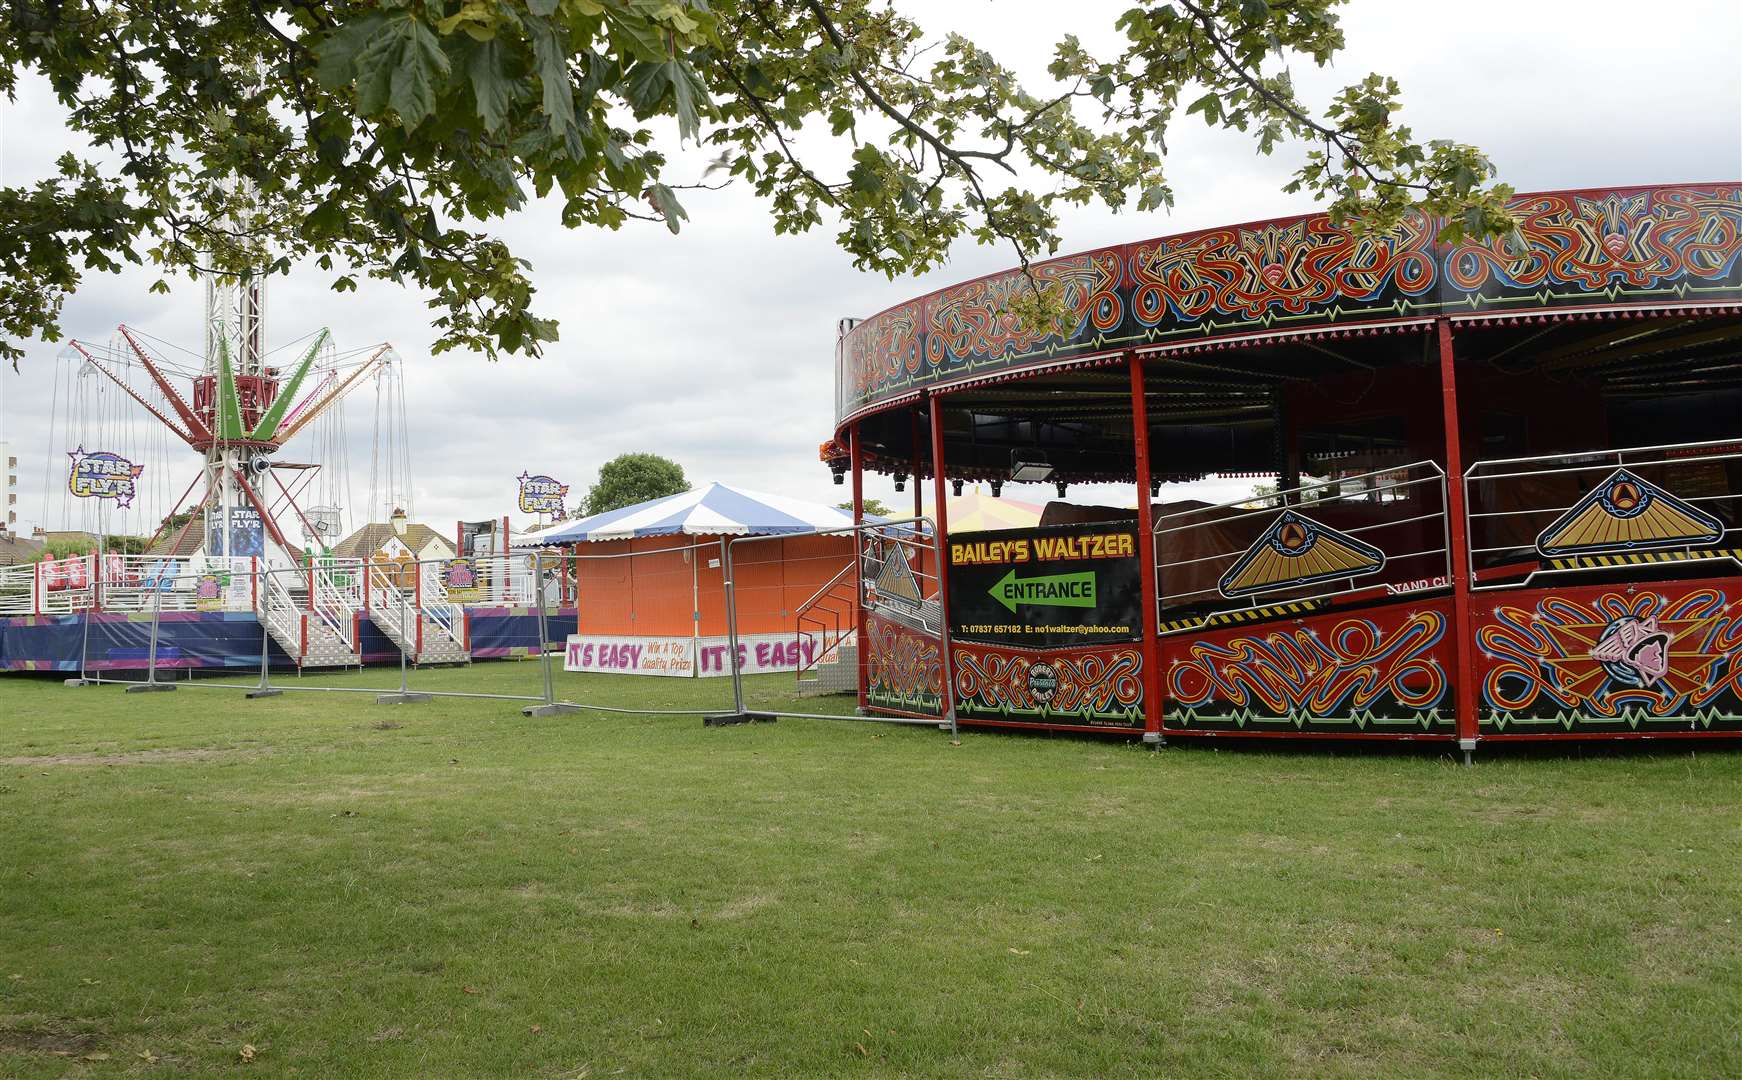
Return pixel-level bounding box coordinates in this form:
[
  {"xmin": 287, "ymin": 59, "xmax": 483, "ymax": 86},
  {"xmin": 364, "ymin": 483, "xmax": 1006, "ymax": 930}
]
[{"xmin": 2, "ymin": 663, "xmax": 1741, "ymax": 1077}]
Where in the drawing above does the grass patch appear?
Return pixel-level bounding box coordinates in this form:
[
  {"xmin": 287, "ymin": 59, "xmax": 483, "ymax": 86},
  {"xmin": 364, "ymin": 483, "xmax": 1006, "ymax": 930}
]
[{"xmin": 2, "ymin": 665, "xmax": 1740, "ymax": 1077}]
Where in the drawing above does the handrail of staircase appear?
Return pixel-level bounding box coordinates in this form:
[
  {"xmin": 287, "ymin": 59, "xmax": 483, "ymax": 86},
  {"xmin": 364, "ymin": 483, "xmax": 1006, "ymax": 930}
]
[
  {"xmin": 417, "ymin": 560, "xmax": 465, "ymax": 646},
  {"xmin": 256, "ymin": 568, "xmax": 303, "ymax": 648},
  {"xmin": 793, "ymin": 559, "xmax": 859, "ymax": 680},
  {"xmin": 367, "ymin": 563, "xmax": 415, "ymax": 646},
  {"xmin": 308, "ymin": 558, "xmax": 361, "ymax": 644}
]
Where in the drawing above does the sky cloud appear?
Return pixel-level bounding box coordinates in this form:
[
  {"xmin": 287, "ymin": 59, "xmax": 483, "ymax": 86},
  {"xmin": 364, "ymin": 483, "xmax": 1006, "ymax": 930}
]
[{"xmin": 2, "ymin": 0, "xmax": 1739, "ymax": 540}]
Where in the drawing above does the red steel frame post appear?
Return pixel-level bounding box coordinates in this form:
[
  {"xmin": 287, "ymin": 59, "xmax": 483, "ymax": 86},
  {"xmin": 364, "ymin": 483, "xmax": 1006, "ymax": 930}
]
[
  {"xmin": 1128, "ymin": 352, "xmax": 1165, "ymax": 744},
  {"xmin": 927, "ymin": 394, "xmax": 960, "ymax": 728},
  {"xmin": 1436, "ymin": 318, "xmax": 1480, "ymax": 761},
  {"xmin": 910, "ymin": 408, "xmax": 925, "ymax": 581},
  {"xmin": 850, "ymin": 424, "xmax": 869, "ymax": 712}
]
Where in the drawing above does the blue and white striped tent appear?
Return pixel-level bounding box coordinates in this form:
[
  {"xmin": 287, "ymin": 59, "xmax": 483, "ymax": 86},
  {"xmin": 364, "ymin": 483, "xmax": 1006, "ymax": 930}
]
[{"xmin": 527, "ymin": 482, "xmax": 862, "ymax": 544}]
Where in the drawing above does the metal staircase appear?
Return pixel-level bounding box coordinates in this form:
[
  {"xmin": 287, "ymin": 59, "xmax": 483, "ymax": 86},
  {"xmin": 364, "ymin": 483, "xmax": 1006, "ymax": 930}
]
[
  {"xmin": 367, "ymin": 563, "xmax": 470, "ymax": 665},
  {"xmin": 257, "ymin": 566, "xmax": 360, "ymax": 668},
  {"xmin": 794, "ymin": 561, "xmax": 859, "ymax": 695}
]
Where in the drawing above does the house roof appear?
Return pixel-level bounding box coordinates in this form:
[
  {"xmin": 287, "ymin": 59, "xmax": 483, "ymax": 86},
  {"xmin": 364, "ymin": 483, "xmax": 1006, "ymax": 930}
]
[
  {"xmin": 146, "ymin": 510, "xmax": 206, "ymax": 557},
  {"xmin": 0, "ymin": 532, "xmax": 44, "ymax": 566},
  {"xmin": 333, "ymin": 522, "xmax": 451, "ymax": 559}
]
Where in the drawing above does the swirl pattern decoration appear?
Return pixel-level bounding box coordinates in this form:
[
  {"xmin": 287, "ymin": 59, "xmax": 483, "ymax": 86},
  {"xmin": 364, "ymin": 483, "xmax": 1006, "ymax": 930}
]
[{"xmin": 837, "ymin": 184, "xmax": 1742, "ymax": 424}]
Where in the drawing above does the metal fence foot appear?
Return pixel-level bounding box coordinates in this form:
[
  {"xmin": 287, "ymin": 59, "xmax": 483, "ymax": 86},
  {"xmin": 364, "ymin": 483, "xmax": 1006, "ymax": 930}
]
[
  {"xmin": 63, "ymin": 678, "xmax": 95, "ymax": 687},
  {"xmin": 703, "ymin": 712, "xmax": 778, "ymax": 727},
  {"xmin": 1460, "ymin": 737, "xmax": 1476, "ymax": 768},
  {"xmin": 522, "ymin": 702, "xmax": 585, "ymax": 717},
  {"xmin": 245, "ymin": 688, "xmax": 284, "ymax": 699},
  {"xmin": 1142, "ymin": 731, "xmax": 1166, "ymax": 749},
  {"xmin": 125, "ymin": 683, "xmax": 177, "ymax": 694},
  {"xmin": 376, "ymin": 693, "xmax": 433, "ymax": 704}
]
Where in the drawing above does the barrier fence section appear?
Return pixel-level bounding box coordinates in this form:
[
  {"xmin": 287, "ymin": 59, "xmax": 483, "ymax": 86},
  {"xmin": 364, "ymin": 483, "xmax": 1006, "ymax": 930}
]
[
  {"xmin": 724, "ymin": 517, "xmax": 956, "ymax": 735},
  {"xmin": 1153, "ymin": 461, "xmax": 1452, "ymax": 633},
  {"xmin": 45, "ymin": 533, "xmax": 960, "ymax": 740},
  {"xmin": 1463, "ymin": 436, "xmax": 1742, "ymax": 592},
  {"xmin": 522, "ymin": 539, "xmax": 734, "ymax": 718}
]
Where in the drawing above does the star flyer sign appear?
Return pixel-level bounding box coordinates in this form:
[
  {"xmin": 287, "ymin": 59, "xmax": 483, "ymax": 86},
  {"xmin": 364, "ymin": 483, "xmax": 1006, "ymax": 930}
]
[
  {"xmin": 517, "ymin": 471, "xmax": 569, "ymax": 515},
  {"xmin": 67, "ymin": 446, "xmax": 144, "ymax": 508}
]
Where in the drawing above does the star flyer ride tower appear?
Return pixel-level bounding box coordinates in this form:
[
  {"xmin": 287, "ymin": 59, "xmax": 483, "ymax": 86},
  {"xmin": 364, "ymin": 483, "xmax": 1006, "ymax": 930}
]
[{"xmin": 69, "ymin": 272, "xmax": 392, "ymax": 570}]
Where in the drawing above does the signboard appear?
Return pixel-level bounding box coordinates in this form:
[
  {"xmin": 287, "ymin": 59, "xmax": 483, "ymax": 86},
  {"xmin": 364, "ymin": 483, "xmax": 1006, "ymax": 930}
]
[
  {"xmin": 695, "ymin": 634, "xmax": 822, "ymax": 677},
  {"xmin": 206, "ymin": 505, "xmax": 265, "ymax": 558},
  {"xmin": 565, "ymin": 635, "xmax": 696, "ymax": 677},
  {"xmin": 517, "ymin": 472, "xmax": 569, "ymax": 515},
  {"xmin": 946, "ymin": 523, "xmax": 1143, "ymax": 648},
  {"xmin": 561, "ymin": 633, "xmax": 826, "ymax": 678},
  {"xmin": 67, "ymin": 446, "xmax": 143, "ymax": 507},
  {"xmin": 441, "ymin": 558, "xmax": 485, "ymax": 602}
]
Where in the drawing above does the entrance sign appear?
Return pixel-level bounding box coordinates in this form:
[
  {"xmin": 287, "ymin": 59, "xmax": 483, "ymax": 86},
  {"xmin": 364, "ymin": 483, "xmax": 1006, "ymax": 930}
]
[{"xmin": 947, "ymin": 524, "xmax": 1143, "ymax": 648}]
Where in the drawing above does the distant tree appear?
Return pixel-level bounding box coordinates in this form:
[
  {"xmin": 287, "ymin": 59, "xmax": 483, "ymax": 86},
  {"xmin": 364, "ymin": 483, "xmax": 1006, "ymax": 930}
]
[
  {"xmin": 29, "ymin": 534, "xmax": 147, "ymax": 560},
  {"xmin": 838, "ymin": 498, "xmax": 892, "ymax": 517},
  {"xmin": 585, "ymin": 453, "xmax": 690, "ymax": 516}
]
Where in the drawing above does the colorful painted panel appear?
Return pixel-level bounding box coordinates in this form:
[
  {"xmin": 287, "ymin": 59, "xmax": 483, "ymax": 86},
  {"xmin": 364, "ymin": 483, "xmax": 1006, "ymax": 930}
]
[
  {"xmin": 1475, "ymin": 578, "xmax": 1742, "ymax": 733},
  {"xmin": 1218, "ymin": 511, "xmax": 1385, "ymax": 599},
  {"xmin": 1161, "ymin": 601, "xmax": 1455, "ymax": 735},
  {"xmin": 837, "ymin": 184, "xmax": 1742, "ymax": 422},
  {"xmin": 951, "ymin": 641, "xmax": 1144, "ymax": 729},
  {"xmin": 863, "ymin": 612, "xmax": 944, "ymax": 718},
  {"xmin": 1535, "ymin": 469, "xmax": 1725, "ymax": 557}
]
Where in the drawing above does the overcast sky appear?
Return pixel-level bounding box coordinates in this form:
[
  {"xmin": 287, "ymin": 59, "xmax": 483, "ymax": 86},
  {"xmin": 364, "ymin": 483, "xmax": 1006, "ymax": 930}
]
[{"xmin": 2, "ymin": 0, "xmax": 1739, "ymax": 538}]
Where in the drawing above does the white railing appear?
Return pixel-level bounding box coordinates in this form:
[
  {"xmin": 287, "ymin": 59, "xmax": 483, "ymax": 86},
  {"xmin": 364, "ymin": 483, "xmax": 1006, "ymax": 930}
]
[
  {"xmin": 0, "ymin": 562, "xmax": 37, "ymax": 616},
  {"xmin": 0, "ymin": 555, "xmax": 96, "ymax": 615},
  {"xmin": 418, "ymin": 560, "xmax": 465, "ymax": 647},
  {"xmin": 448, "ymin": 553, "xmax": 542, "ymax": 606},
  {"xmin": 1155, "ymin": 461, "xmax": 1451, "ymax": 632},
  {"xmin": 307, "ymin": 557, "xmax": 363, "ymax": 645},
  {"xmin": 367, "ymin": 562, "xmax": 417, "ymax": 647},
  {"xmin": 257, "ymin": 567, "xmax": 304, "ymax": 652},
  {"xmin": 1463, "ymin": 436, "xmax": 1742, "ymax": 590}
]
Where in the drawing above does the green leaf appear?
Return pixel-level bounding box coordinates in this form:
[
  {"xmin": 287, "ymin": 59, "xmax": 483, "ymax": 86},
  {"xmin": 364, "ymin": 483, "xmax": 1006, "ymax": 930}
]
[
  {"xmin": 349, "ymin": 13, "xmax": 451, "ymax": 127},
  {"xmin": 467, "ymin": 38, "xmax": 512, "ymax": 133},
  {"xmin": 528, "ymin": 15, "xmax": 577, "ymax": 142},
  {"xmin": 646, "ymin": 183, "xmax": 688, "ymax": 234}
]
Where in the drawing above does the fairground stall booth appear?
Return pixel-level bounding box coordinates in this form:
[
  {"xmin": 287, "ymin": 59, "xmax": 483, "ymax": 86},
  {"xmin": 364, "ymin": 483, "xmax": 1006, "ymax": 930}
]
[
  {"xmin": 826, "ymin": 182, "xmax": 1742, "ymax": 756},
  {"xmin": 539, "ymin": 483, "xmax": 863, "ymax": 681}
]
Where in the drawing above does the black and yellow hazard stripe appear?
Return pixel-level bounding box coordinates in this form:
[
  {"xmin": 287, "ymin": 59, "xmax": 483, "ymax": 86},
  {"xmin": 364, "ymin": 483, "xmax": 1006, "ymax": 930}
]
[
  {"xmin": 1159, "ymin": 599, "xmax": 1325, "ymax": 635},
  {"xmin": 1547, "ymin": 547, "xmax": 1742, "ymax": 571}
]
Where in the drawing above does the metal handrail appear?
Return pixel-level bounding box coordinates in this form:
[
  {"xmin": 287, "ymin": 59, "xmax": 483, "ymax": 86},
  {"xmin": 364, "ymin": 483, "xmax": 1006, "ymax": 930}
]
[
  {"xmin": 1463, "ymin": 436, "xmax": 1742, "ymax": 591},
  {"xmin": 1154, "ymin": 459, "xmax": 1452, "ymax": 632},
  {"xmin": 417, "ymin": 560, "xmax": 464, "ymax": 646}
]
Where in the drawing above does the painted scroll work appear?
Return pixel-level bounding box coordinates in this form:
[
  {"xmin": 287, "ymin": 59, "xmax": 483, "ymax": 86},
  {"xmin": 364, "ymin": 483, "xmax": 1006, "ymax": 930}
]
[
  {"xmin": 1161, "ymin": 604, "xmax": 1454, "ymax": 734},
  {"xmin": 838, "ymin": 185, "xmax": 1742, "ymax": 421},
  {"xmin": 1476, "ymin": 579, "xmax": 1742, "ymax": 733}
]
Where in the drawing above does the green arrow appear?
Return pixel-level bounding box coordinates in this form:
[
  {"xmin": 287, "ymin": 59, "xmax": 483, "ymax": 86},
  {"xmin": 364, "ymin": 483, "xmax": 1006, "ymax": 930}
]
[{"xmin": 989, "ymin": 569, "xmax": 1097, "ymax": 614}]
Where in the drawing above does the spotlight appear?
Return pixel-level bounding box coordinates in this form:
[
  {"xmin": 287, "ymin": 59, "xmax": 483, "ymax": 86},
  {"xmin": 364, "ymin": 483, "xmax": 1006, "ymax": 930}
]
[
  {"xmin": 951, "ymin": 479, "xmax": 964, "ymax": 496},
  {"xmin": 989, "ymin": 480, "xmax": 1003, "ymax": 498},
  {"xmin": 1055, "ymin": 481, "xmax": 1068, "ymax": 498},
  {"xmin": 1010, "ymin": 449, "xmax": 1053, "ymax": 484},
  {"xmin": 1150, "ymin": 480, "xmax": 1161, "ymax": 498},
  {"xmin": 833, "ymin": 472, "xmax": 844, "ymax": 486},
  {"xmin": 893, "ymin": 473, "xmax": 907, "ymax": 493}
]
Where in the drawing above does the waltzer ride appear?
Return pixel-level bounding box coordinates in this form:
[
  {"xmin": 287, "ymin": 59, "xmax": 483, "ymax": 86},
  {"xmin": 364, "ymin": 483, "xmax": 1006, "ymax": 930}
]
[{"xmin": 825, "ymin": 183, "xmax": 1742, "ymax": 755}]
